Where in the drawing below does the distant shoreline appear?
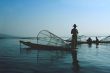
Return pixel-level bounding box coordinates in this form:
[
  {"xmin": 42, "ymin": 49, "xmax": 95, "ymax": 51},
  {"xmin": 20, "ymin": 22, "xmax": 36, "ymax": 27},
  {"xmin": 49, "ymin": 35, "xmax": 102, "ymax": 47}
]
[{"xmin": 0, "ymin": 37, "xmax": 36, "ymax": 39}]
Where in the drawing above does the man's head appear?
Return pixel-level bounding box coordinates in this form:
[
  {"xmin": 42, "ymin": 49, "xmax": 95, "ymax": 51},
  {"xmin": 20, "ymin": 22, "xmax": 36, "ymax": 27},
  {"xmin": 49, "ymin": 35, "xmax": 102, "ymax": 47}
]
[{"xmin": 73, "ymin": 24, "xmax": 77, "ymax": 28}]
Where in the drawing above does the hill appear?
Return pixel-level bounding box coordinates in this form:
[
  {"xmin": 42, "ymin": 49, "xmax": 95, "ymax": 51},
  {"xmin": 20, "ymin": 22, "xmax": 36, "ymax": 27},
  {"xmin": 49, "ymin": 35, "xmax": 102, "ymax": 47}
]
[
  {"xmin": 0, "ymin": 33, "xmax": 36, "ymax": 39},
  {"xmin": 0, "ymin": 33, "xmax": 17, "ymax": 39}
]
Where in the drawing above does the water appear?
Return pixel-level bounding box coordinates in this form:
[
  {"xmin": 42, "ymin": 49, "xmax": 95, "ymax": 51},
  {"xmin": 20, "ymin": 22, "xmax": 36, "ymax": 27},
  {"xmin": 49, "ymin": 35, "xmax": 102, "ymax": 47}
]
[{"xmin": 0, "ymin": 39, "xmax": 110, "ymax": 73}]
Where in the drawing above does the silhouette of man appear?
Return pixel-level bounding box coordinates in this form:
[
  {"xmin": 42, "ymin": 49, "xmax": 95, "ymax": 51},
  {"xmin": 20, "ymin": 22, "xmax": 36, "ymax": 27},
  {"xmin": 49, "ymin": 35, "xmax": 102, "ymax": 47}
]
[
  {"xmin": 96, "ymin": 37, "xmax": 99, "ymax": 43},
  {"xmin": 87, "ymin": 37, "xmax": 92, "ymax": 44},
  {"xmin": 71, "ymin": 24, "xmax": 80, "ymax": 73},
  {"xmin": 71, "ymin": 24, "xmax": 78, "ymax": 49}
]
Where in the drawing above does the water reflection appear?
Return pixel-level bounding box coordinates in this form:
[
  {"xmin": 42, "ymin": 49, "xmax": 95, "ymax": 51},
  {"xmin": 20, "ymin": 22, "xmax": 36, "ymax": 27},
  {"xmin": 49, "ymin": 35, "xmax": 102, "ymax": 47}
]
[
  {"xmin": 88, "ymin": 43, "xmax": 92, "ymax": 48},
  {"xmin": 20, "ymin": 40, "xmax": 81, "ymax": 73},
  {"xmin": 71, "ymin": 50, "xmax": 80, "ymax": 73},
  {"xmin": 96, "ymin": 43, "xmax": 99, "ymax": 48},
  {"xmin": 20, "ymin": 46, "xmax": 67, "ymax": 64}
]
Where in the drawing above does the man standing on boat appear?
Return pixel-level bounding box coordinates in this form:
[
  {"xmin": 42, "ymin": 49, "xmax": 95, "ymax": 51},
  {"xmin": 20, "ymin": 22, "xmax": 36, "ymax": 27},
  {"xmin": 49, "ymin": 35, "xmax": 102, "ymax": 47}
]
[
  {"xmin": 71, "ymin": 24, "xmax": 78, "ymax": 49},
  {"xmin": 71, "ymin": 24, "xmax": 79, "ymax": 72}
]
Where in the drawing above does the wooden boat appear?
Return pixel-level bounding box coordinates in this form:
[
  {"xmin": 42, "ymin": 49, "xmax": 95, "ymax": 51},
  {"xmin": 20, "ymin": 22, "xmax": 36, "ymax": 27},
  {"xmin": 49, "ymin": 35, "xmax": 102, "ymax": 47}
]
[{"xmin": 20, "ymin": 41, "xmax": 71, "ymax": 51}]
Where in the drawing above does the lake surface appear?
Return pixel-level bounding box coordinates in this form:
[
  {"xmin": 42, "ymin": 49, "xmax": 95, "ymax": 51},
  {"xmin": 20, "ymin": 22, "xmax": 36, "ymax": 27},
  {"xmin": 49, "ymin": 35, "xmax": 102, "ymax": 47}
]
[{"xmin": 0, "ymin": 39, "xmax": 110, "ymax": 73}]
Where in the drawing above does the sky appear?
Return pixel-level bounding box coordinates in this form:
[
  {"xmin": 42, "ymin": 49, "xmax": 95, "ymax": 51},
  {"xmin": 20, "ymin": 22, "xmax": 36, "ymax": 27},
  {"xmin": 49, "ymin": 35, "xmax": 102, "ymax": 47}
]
[{"xmin": 0, "ymin": 0, "xmax": 110, "ymax": 37}]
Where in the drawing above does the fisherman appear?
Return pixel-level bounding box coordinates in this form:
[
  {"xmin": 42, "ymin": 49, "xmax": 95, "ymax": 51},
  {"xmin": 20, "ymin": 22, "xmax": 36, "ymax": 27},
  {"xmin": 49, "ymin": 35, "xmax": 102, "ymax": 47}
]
[
  {"xmin": 96, "ymin": 37, "xmax": 99, "ymax": 43},
  {"xmin": 71, "ymin": 24, "xmax": 80, "ymax": 72},
  {"xmin": 87, "ymin": 37, "xmax": 92, "ymax": 44},
  {"xmin": 71, "ymin": 24, "xmax": 78, "ymax": 49}
]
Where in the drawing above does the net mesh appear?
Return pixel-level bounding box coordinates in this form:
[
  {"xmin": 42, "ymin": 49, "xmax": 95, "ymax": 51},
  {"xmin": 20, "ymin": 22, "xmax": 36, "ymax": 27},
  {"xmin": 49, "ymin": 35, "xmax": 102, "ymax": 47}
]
[
  {"xmin": 37, "ymin": 30, "xmax": 67, "ymax": 48},
  {"xmin": 100, "ymin": 36, "xmax": 110, "ymax": 42},
  {"xmin": 66, "ymin": 35, "xmax": 88, "ymax": 42},
  {"xmin": 66, "ymin": 35, "xmax": 110, "ymax": 42}
]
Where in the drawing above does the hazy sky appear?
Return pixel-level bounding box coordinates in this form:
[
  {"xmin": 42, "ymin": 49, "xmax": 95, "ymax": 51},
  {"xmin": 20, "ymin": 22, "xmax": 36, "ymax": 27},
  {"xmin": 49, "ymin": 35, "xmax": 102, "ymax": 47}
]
[{"xmin": 0, "ymin": 0, "xmax": 110, "ymax": 37}]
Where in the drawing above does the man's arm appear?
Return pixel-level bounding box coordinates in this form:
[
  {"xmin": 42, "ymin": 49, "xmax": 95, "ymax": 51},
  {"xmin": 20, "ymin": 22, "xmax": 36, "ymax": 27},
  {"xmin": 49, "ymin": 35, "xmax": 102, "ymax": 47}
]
[
  {"xmin": 77, "ymin": 29, "xmax": 78, "ymax": 34},
  {"xmin": 71, "ymin": 29, "xmax": 73, "ymax": 34}
]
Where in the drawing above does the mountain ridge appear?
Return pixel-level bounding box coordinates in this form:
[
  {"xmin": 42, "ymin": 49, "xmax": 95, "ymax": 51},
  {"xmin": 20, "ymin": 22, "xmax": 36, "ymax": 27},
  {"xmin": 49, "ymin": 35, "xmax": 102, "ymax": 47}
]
[{"xmin": 0, "ymin": 33, "xmax": 36, "ymax": 39}]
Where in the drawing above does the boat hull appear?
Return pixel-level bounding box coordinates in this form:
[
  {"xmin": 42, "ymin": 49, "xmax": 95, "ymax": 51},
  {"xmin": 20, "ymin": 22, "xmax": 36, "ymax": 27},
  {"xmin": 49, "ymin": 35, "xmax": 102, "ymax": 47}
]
[{"xmin": 20, "ymin": 41, "xmax": 71, "ymax": 51}]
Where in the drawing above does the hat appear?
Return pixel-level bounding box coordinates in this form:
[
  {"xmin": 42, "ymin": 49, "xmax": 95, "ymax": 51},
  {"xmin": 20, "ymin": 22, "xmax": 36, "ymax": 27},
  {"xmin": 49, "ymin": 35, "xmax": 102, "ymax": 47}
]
[{"xmin": 73, "ymin": 24, "xmax": 77, "ymax": 27}]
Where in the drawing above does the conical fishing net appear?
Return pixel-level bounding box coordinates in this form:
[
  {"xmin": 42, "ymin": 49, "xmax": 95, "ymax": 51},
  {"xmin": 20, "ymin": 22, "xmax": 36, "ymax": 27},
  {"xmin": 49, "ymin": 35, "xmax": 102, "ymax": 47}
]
[
  {"xmin": 100, "ymin": 36, "xmax": 110, "ymax": 42},
  {"xmin": 37, "ymin": 30, "xmax": 68, "ymax": 48}
]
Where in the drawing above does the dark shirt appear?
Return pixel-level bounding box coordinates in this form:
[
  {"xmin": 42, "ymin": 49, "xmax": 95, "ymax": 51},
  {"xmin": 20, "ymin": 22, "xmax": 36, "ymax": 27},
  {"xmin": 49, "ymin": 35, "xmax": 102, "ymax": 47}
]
[{"xmin": 71, "ymin": 28, "xmax": 78, "ymax": 36}]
